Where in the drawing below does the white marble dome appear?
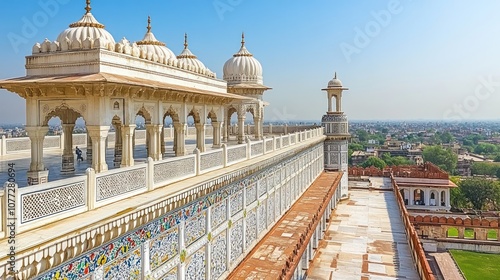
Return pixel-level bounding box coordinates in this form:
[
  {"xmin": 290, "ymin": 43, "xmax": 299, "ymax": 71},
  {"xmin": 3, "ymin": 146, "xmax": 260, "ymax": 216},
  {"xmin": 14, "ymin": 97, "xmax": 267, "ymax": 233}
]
[
  {"xmin": 177, "ymin": 34, "xmax": 206, "ymax": 70},
  {"xmin": 327, "ymin": 73, "xmax": 343, "ymax": 88},
  {"xmin": 136, "ymin": 17, "xmax": 177, "ymax": 63},
  {"xmin": 223, "ymin": 34, "xmax": 263, "ymax": 85},
  {"xmin": 56, "ymin": 2, "xmax": 115, "ymax": 49}
]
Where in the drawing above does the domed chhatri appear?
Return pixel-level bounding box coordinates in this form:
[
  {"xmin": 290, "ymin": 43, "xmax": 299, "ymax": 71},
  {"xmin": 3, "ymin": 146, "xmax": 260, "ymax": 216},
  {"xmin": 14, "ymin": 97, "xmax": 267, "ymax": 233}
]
[
  {"xmin": 223, "ymin": 33, "xmax": 263, "ymax": 85},
  {"xmin": 177, "ymin": 33, "xmax": 207, "ymax": 71},
  {"xmin": 56, "ymin": 0, "xmax": 115, "ymax": 49},
  {"xmin": 136, "ymin": 16, "xmax": 177, "ymax": 63},
  {"xmin": 327, "ymin": 72, "xmax": 344, "ymax": 88}
]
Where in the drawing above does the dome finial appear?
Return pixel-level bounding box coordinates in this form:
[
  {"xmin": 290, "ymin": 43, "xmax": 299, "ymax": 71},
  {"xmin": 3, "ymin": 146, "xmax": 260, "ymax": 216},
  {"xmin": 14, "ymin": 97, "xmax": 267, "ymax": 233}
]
[
  {"xmin": 334, "ymin": 72, "xmax": 337, "ymax": 79},
  {"xmin": 147, "ymin": 16, "xmax": 151, "ymax": 33},
  {"xmin": 85, "ymin": 0, "xmax": 91, "ymax": 14},
  {"xmin": 184, "ymin": 33, "xmax": 188, "ymax": 49},
  {"xmin": 241, "ymin": 32, "xmax": 245, "ymax": 47}
]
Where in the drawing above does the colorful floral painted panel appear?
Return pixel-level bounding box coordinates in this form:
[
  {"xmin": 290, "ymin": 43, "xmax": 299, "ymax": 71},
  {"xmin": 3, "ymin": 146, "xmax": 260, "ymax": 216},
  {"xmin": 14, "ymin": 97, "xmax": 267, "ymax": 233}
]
[
  {"xmin": 103, "ymin": 246, "xmax": 141, "ymax": 279},
  {"xmin": 185, "ymin": 211, "xmax": 207, "ymax": 247},
  {"xmin": 210, "ymin": 231, "xmax": 227, "ymax": 280},
  {"xmin": 150, "ymin": 226, "xmax": 179, "ymax": 270},
  {"xmin": 186, "ymin": 247, "xmax": 206, "ymax": 280}
]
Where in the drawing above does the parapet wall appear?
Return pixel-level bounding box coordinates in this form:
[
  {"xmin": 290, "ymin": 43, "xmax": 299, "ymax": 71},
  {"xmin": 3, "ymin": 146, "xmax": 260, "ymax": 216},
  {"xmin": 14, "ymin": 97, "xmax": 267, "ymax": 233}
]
[{"xmin": 349, "ymin": 162, "xmax": 449, "ymax": 179}]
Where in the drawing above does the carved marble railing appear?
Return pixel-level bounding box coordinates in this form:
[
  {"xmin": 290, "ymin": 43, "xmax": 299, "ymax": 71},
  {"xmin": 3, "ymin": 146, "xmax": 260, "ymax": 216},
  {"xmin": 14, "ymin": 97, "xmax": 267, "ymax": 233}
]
[
  {"xmin": 0, "ymin": 125, "xmax": 318, "ymax": 156},
  {"xmin": 1, "ymin": 128, "xmax": 323, "ymax": 238},
  {"xmin": 0, "ymin": 128, "xmax": 325, "ymax": 280}
]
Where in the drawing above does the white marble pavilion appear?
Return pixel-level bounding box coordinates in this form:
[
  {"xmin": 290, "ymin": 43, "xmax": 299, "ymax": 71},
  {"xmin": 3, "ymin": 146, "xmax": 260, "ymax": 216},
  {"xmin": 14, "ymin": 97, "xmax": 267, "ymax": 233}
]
[{"xmin": 0, "ymin": 0, "xmax": 270, "ymax": 185}]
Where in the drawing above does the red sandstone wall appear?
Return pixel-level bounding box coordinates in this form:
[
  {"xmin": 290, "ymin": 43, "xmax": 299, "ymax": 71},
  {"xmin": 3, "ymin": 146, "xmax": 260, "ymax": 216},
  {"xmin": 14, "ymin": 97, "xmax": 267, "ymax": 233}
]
[{"xmin": 349, "ymin": 162, "xmax": 449, "ymax": 179}]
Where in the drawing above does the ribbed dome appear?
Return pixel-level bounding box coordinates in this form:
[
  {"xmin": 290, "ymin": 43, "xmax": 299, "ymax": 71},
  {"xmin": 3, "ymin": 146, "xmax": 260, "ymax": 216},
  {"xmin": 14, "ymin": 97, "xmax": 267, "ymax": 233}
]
[
  {"xmin": 327, "ymin": 72, "xmax": 343, "ymax": 88},
  {"xmin": 136, "ymin": 16, "xmax": 177, "ymax": 62},
  {"xmin": 223, "ymin": 33, "xmax": 263, "ymax": 85},
  {"xmin": 177, "ymin": 34, "xmax": 206, "ymax": 70},
  {"xmin": 56, "ymin": 1, "xmax": 115, "ymax": 48}
]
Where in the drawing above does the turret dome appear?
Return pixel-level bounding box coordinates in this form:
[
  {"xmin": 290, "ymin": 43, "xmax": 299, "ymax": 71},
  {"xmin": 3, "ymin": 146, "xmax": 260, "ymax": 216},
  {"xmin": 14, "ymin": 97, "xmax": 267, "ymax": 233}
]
[
  {"xmin": 223, "ymin": 33, "xmax": 263, "ymax": 85},
  {"xmin": 56, "ymin": 0, "xmax": 115, "ymax": 50},
  {"xmin": 135, "ymin": 16, "xmax": 177, "ymax": 63},
  {"xmin": 177, "ymin": 33, "xmax": 206, "ymax": 71}
]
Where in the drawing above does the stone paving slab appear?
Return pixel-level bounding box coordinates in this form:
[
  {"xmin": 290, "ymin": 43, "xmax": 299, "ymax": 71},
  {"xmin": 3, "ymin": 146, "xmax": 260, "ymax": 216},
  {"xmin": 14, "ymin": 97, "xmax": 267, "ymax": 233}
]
[{"xmin": 307, "ymin": 189, "xmax": 420, "ymax": 280}]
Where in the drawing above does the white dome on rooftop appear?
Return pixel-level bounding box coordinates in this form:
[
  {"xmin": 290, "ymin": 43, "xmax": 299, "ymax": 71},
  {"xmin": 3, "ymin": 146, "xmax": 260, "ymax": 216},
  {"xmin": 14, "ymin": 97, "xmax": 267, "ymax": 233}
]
[
  {"xmin": 56, "ymin": 1, "xmax": 115, "ymax": 49},
  {"xmin": 223, "ymin": 33, "xmax": 263, "ymax": 85},
  {"xmin": 177, "ymin": 34, "xmax": 206, "ymax": 70},
  {"xmin": 327, "ymin": 72, "xmax": 343, "ymax": 88},
  {"xmin": 135, "ymin": 16, "xmax": 177, "ymax": 63}
]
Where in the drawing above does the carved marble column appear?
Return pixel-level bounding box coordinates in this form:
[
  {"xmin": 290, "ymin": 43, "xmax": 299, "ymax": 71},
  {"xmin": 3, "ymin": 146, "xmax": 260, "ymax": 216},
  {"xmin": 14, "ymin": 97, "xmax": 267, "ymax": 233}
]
[
  {"xmin": 254, "ymin": 117, "xmax": 262, "ymax": 140},
  {"xmin": 121, "ymin": 124, "xmax": 135, "ymax": 167},
  {"xmin": 212, "ymin": 121, "xmax": 222, "ymax": 148},
  {"xmin": 146, "ymin": 124, "xmax": 162, "ymax": 161},
  {"xmin": 222, "ymin": 115, "xmax": 229, "ymax": 142},
  {"xmin": 25, "ymin": 126, "xmax": 49, "ymax": 185},
  {"xmin": 173, "ymin": 122, "xmax": 186, "ymax": 156},
  {"xmin": 160, "ymin": 127, "xmax": 165, "ymax": 156},
  {"xmin": 195, "ymin": 123, "xmax": 206, "ymax": 152},
  {"xmin": 113, "ymin": 124, "xmax": 122, "ymax": 168},
  {"xmin": 237, "ymin": 116, "xmax": 246, "ymax": 144},
  {"xmin": 61, "ymin": 124, "xmax": 75, "ymax": 173},
  {"xmin": 87, "ymin": 126, "xmax": 109, "ymax": 173},
  {"xmin": 86, "ymin": 133, "xmax": 92, "ymax": 162},
  {"xmin": 173, "ymin": 126, "xmax": 177, "ymax": 152}
]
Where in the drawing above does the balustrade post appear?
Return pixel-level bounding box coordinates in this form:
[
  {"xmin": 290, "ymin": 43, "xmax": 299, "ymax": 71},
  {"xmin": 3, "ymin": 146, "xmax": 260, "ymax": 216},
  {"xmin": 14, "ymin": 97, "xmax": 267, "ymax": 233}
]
[
  {"xmin": 86, "ymin": 168, "xmax": 96, "ymax": 210},
  {"xmin": 272, "ymin": 136, "xmax": 276, "ymax": 152},
  {"xmin": 147, "ymin": 157, "xmax": 154, "ymax": 191},
  {"xmin": 0, "ymin": 135, "xmax": 5, "ymax": 156},
  {"xmin": 194, "ymin": 148, "xmax": 201, "ymax": 176},
  {"xmin": 222, "ymin": 144, "xmax": 228, "ymax": 167},
  {"xmin": 246, "ymin": 137, "xmax": 251, "ymax": 159}
]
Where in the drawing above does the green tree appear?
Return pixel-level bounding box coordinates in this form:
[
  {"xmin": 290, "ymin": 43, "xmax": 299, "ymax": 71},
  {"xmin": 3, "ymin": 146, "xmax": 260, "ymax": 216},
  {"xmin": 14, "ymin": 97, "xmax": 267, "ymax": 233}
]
[
  {"xmin": 459, "ymin": 178, "xmax": 500, "ymax": 210},
  {"xmin": 474, "ymin": 143, "xmax": 498, "ymax": 155},
  {"xmin": 440, "ymin": 132, "xmax": 454, "ymax": 144},
  {"xmin": 356, "ymin": 129, "xmax": 369, "ymax": 142},
  {"xmin": 471, "ymin": 162, "xmax": 500, "ymax": 177},
  {"xmin": 494, "ymin": 154, "xmax": 500, "ymax": 162},
  {"xmin": 361, "ymin": 156, "xmax": 387, "ymax": 169},
  {"xmin": 450, "ymin": 187, "xmax": 468, "ymax": 209},
  {"xmin": 422, "ymin": 146, "xmax": 458, "ymax": 174},
  {"xmin": 349, "ymin": 143, "xmax": 364, "ymax": 151}
]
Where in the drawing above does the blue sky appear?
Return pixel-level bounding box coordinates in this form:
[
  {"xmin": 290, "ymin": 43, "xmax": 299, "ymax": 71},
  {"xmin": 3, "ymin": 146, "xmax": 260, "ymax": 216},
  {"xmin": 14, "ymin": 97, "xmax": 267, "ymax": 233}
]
[{"xmin": 1, "ymin": 0, "xmax": 500, "ymax": 123}]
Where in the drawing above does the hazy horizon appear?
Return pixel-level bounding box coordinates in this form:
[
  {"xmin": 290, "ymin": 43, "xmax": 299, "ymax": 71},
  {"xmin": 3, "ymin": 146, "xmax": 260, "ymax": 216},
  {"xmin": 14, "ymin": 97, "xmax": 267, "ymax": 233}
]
[{"xmin": 1, "ymin": 0, "xmax": 500, "ymax": 123}]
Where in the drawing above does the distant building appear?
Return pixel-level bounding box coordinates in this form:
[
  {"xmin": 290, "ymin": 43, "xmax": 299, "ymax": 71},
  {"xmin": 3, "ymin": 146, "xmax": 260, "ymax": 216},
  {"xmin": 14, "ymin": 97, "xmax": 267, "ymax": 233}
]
[{"xmin": 351, "ymin": 151, "xmax": 375, "ymax": 166}]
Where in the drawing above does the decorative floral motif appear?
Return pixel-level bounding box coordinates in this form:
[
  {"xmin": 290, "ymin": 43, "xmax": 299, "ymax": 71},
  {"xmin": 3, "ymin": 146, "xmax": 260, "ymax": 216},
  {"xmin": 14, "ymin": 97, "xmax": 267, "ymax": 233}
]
[
  {"xmin": 211, "ymin": 232, "xmax": 227, "ymax": 280},
  {"xmin": 258, "ymin": 200, "xmax": 266, "ymax": 234},
  {"xmin": 230, "ymin": 191, "xmax": 243, "ymax": 217},
  {"xmin": 230, "ymin": 219, "xmax": 243, "ymax": 264},
  {"xmin": 186, "ymin": 248, "xmax": 206, "ymax": 280},
  {"xmin": 258, "ymin": 178, "xmax": 267, "ymax": 197},
  {"xmin": 160, "ymin": 267, "xmax": 178, "ymax": 280},
  {"xmin": 267, "ymin": 195, "xmax": 275, "ymax": 227},
  {"xmin": 150, "ymin": 227, "xmax": 179, "ymax": 270},
  {"xmin": 103, "ymin": 246, "xmax": 142, "ymax": 279},
  {"xmin": 185, "ymin": 211, "xmax": 207, "ymax": 247},
  {"xmin": 245, "ymin": 209, "xmax": 257, "ymax": 248},
  {"xmin": 246, "ymin": 183, "xmax": 257, "ymax": 206},
  {"xmin": 211, "ymin": 201, "xmax": 227, "ymax": 229}
]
